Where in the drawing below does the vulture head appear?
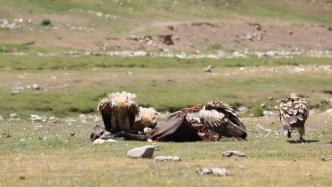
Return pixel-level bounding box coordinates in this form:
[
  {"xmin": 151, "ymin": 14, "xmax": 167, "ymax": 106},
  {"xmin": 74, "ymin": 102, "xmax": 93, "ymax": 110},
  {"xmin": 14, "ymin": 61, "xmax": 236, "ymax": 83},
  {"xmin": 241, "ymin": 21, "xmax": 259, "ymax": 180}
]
[{"xmin": 133, "ymin": 107, "xmax": 160, "ymax": 133}]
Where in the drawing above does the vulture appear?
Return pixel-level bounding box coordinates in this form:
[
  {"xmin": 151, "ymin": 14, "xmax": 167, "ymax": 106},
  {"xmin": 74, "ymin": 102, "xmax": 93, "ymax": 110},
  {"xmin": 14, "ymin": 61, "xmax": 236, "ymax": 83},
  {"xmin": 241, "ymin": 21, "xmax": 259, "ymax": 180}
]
[
  {"xmin": 197, "ymin": 100, "xmax": 247, "ymax": 140},
  {"xmin": 132, "ymin": 107, "xmax": 159, "ymax": 133},
  {"xmin": 97, "ymin": 91, "xmax": 139, "ymax": 133},
  {"xmin": 279, "ymin": 93, "xmax": 309, "ymax": 141}
]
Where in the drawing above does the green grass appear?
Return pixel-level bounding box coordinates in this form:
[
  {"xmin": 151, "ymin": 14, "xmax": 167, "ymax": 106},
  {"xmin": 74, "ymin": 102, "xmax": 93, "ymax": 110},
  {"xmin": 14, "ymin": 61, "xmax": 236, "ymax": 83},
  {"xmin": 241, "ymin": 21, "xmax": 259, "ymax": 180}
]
[
  {"xmin": 2, "ymin": 0, "xmax": 331, "ymax": 25},
  {"xmin": 0, "ymin": 115, "xmax": 331, "ymax": 186},
  {"xmin": 0, "ymin": 67, "xmax": 331, "ymax": 117},
  {"xmin": 0, "ymin": 54, "xmax": 331, "ymax": 71}
]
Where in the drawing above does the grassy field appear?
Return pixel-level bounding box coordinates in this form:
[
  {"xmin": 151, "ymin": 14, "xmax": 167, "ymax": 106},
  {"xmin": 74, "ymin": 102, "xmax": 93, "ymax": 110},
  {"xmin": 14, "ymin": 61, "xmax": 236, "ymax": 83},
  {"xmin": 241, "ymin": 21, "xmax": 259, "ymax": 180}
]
[
  {"xmin": 0, "ymin": 1, "xmax": 332, "ymax": 186},
  {"xmin": 0, "ymin": 115, "xmax": 331, "ymax": 186},
  {"xmin": 0, "ymin": 55, "xmax": 331, "ymax": 117}
]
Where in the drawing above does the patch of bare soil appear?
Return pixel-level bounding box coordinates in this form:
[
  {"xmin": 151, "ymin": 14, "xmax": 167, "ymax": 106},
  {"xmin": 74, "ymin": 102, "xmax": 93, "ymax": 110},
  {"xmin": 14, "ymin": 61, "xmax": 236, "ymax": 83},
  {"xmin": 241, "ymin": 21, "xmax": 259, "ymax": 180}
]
[
  {"xmin": 116, "ymin": 20, "xmax": 332, "ymax": 52},
  {"xmin": 52, "ymin": 20, "xmax": 332, "ymax": 52}
]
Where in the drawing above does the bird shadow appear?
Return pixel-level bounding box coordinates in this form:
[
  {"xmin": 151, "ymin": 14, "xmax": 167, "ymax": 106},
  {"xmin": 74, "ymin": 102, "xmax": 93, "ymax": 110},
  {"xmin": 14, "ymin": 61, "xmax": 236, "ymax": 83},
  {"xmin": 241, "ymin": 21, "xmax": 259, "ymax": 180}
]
[{"xmin": 287, "ymin": 139, "xmax": 319, "ymax": 144}]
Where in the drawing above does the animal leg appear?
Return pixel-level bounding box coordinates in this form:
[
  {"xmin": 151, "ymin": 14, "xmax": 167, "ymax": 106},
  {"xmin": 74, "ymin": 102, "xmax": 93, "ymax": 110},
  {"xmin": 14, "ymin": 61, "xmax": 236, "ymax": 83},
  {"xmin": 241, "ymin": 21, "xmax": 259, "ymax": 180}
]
[
  {"xmin": 287, "ymin": 130, "xmax": 292, "ymax": 139},
  {"xmin": 298, "ymin": 127, "xmax": 305, "ymax": 142}
]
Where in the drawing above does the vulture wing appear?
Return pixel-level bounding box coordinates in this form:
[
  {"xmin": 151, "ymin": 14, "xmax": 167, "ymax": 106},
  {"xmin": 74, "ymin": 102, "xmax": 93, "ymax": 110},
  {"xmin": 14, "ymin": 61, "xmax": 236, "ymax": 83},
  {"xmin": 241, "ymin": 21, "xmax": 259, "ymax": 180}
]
[
  {"xmin": 97, "ymin": 97, "xmax": 113, "ymax": 132},
  {"xmin": 279, "ymin": 97, "xmax": 309, "ymax": 129},
  {"xmin": 204, "ymin": 100, "xmax": 246, "ymax": 131}
]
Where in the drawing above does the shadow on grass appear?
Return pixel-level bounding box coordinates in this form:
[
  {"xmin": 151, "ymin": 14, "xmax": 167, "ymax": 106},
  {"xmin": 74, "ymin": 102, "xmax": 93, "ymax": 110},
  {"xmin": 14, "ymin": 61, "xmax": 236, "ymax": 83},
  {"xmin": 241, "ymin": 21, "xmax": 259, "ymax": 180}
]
[{"xmin": 287, "ymin": 139, "xmax": 319, "ymax": 144}]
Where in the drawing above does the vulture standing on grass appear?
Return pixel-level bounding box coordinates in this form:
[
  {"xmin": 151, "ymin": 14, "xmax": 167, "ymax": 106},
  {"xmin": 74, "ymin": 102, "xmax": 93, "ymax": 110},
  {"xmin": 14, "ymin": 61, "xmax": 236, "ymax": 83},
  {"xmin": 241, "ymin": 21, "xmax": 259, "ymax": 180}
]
[
  {"xmin": 279, "ymin": 93, "xmax": 309, "ymax": 141},
  {"xmin": 197, "ymin": 100, "xmax": 247, "ymax": 140},
  {"xmin": 97, "ymin": 91, "xmax": 139, "ymax": 133}
]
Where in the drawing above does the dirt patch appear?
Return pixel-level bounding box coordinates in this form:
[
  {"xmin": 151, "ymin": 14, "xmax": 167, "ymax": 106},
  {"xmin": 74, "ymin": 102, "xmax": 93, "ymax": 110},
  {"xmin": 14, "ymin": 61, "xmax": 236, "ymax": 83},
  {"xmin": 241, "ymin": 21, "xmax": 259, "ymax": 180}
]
[{"xmin": 92, "ymin": 20, "xmax": 332, "ymax": 52}]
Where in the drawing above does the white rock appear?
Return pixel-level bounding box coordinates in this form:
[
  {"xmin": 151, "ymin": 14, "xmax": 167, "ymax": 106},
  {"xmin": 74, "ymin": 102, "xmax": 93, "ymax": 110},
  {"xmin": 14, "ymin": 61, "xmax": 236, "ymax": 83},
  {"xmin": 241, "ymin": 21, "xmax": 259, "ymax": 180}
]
[
  {"xmin": 47, "ymin": 116, "xmax": 58, "ymax": 123},
  {"xmin": 93, "ymin": 139, "xmax": 106, "ymax": 144},
  {"xmin": 0, "ymin": 115, "xmax": 4, "ymax": 121},
  {"xmin": 127, "ymin": 145, "xmax": 155, "ymax": 158},
  {"xmin": 196, "ymin": 167, "xmax": 230, "ymax": 176},
  {"xmin": 105, "ymin": 139, "xmax": 117, "ymax": 143},
  {"xmin": 31, "ymin": 114, "xmax": 42, "ymax": 122},
  {"xmin": 32, "ymin": 83, "xmax": 40, "ymax": 90},
  {"xmin": 222, "ymin": 150, "xmax": 245, "ymax": 157},
  {"xmin": 154, "ymin": 156, "xmax": 181, "ymax": 162},
  {"xmin": 10, "ymin": 113, "xmax": 19, "ymax": 119},
  {"xmin": 237, "ymin": 106, "xmax": 248, "ymax": 113},
  {"xmin": 324, "ymin": 108, "xmax": 332, "ymax": 115},
  {"xmin": 263, "ymin": 110, "xmax": 278, "ymax": 117}
]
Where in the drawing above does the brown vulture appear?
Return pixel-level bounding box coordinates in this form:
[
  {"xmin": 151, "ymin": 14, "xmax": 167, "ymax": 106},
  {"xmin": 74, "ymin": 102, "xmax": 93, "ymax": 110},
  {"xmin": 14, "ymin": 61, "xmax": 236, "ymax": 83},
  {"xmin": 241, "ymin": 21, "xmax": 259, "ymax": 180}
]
[
  {"xmin": 197, "ymin": 100, "xmax": 247, "ymax": 140},
  {"xmin": 97, "ymin": 91, "xmax": 139, "ymax": 133},
  {"xmin": 279, "ymin": 93, "xmax": 309, "ymax": 141}
]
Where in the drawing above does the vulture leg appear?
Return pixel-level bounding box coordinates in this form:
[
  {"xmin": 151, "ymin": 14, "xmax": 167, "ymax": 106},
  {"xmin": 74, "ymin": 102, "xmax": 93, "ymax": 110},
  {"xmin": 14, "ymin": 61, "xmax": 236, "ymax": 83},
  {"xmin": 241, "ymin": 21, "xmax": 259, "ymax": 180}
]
[
  {"xmin": 287, "ymin": 130, "xmax": 292, "ymax": 138},
  {"xmin": 298, "ymin": 127, "xmax": 305, "ymax": 141}
]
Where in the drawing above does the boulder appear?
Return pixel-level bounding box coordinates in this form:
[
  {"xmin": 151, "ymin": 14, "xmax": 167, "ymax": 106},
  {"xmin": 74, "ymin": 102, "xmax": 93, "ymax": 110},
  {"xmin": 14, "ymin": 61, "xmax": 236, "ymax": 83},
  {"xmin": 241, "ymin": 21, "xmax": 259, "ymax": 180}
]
[{"xmin": 127, "ymin": 145, "xmax": 155, "ymax": 158}]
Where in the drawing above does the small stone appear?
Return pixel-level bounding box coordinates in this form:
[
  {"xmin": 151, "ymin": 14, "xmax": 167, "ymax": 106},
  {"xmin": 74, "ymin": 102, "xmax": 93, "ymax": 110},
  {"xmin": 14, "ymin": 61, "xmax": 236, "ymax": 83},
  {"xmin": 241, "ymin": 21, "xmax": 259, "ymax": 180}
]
[
  {"xmin": 260, "ymin": 103, "xmax": 266, "ymax": 108},
  {"xmin": 31, "ymin": 114, "xmax": 42, "ymax": 122},
  {"xmin": 320, "ymin": 156, "xmax": 328, "ymax": 161},
  {"xmin": 263, "ymin": 110, "xmax": 277, "ymax": 117},
  {"xmin": 9, "ymin": 113, "xmax": 20, "ymax": 120},
  {"xmin": 127, "ymin": 145, "xmax": 155, "ymax": 158},
  {"xmin": 19, "ymin": 176, "xmax": 26, "ymax": 180},
  {"xmin": 196, "ymin": 167, "xmax": 230, "ymax": 176},
  {"xmin": 11, "ymin": 90, "xmax": 20, "ymax": 95},
  {"xmin": 93, "ymin": 139, "xmax": 106, "ymax": 144},
  {"xmin": 211, "ymin": 168, "xmax": 230, "ymax": 176},
  {"xmin": 196, "ymin": 167, "xmax": 212, "ymax": 175},
  {"xmin": 203, "ymin": 65, "xmax": 213, "ymax": 72},
  {"xmin": 154, "ymin": 156, "xmax": 181, "ymax": 162},
  {"xmin": 324, "ymin": 108, "xmax": 332, "ymax": 115},
  {"xmin": 32, "ymin": 83, "xmax": 40, "ymax": 90},
  {"xmin": 237, "ymin": 106, "xmax": 248, "ymax": 113},
  {"xmin": 223, "ymin": 150, "xmax": 245, "ymax": 157},
  {"xmin": 47, "ymin": 116, "xmax": 58, "ymax": 123},
  {"xmin": 105, "ymin": 139, "xmax": 117, "ymax": 143},
  {"xmin": 0, "ymin": 115, "xmax": 4, "ymax": 121}
]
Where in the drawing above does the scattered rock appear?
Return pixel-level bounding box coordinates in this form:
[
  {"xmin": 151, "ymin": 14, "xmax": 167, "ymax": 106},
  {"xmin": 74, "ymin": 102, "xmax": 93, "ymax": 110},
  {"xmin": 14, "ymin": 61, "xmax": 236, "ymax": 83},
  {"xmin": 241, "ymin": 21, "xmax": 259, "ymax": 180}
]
[
  {"xmin": 19, "ymin": 176, "xmax": 26, "ymax": 180},
  {"xmin": 0, "ymin": 115, "xmax": 4, "ymax": 121},
  {"xmin": 196, "ymin": 167, "xmax": 230, "ymax": 176},
  {"xmin": 324, "ymin": 108, "xmax": 332, "ymax": 115},
  {"xmin": 70, "ymin": 129, "xmax": 75, "ymax": 137},
  {"xmin": 32, "ymin": 83, "xmax": 40, "ymax": 90},
  {"xmin": 31, "ymin": 114, "xmax": 42, "ymax": 122},
  {"xmin": 105, "ymin": 139, "xmax": 117, "ymax": 143},
  {"xmin": 203, "ymin": 65, "xmax": 213, "ymax": 72},
  {"xmin": 93, "ymin": 139, "xmax": 106, "ymax": 144},
  {"xmin": 263, "ymin": 110, "xmax": 278, "ymax": 117},
  {"xmin": 222, "ymin": 150, "xmax": 245, "ymax": 157},
  {"xmin": 127, "ymin": 145, "xmax": 155, "ymax": 158},
  {"xmin": 237, "ymin": 106, "xmax": 248, "ymax": 113},
  {"xmin": 11, "ymin": 90, "xmax": 20, "ymax": 95},
  {"xmin": 79, "ymin": 114, "xmax": 87, "ymax": 123},
  {"xmin": 9, "ymin": 113, "xmax": 20, "ymax": 121},
  {"xmin": 154, "ymin": 156, "xmax": 181, "ymax": 162},
  {"xmin": 320, "ymin": 156, "xmax": 328, "ymax": 161},
  {"xmin": 47, "ymin": 116, "xmax": 58, "ymax": 123}
]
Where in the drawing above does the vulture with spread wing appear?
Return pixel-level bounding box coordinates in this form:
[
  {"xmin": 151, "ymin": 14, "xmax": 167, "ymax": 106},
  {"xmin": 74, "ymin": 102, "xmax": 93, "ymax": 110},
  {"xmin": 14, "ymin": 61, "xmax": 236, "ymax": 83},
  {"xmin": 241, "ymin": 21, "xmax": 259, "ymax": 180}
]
[
  {"xmin": 279, "ymin": 93, "xmax": 309, "ymax": 141},
  {"xmin": 198, "ymin": 100, "xmax": 247, "ymax": 140},
  {"xmin": 97, "ymin": 91, "xmax": 139, "ymax": 133}
]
